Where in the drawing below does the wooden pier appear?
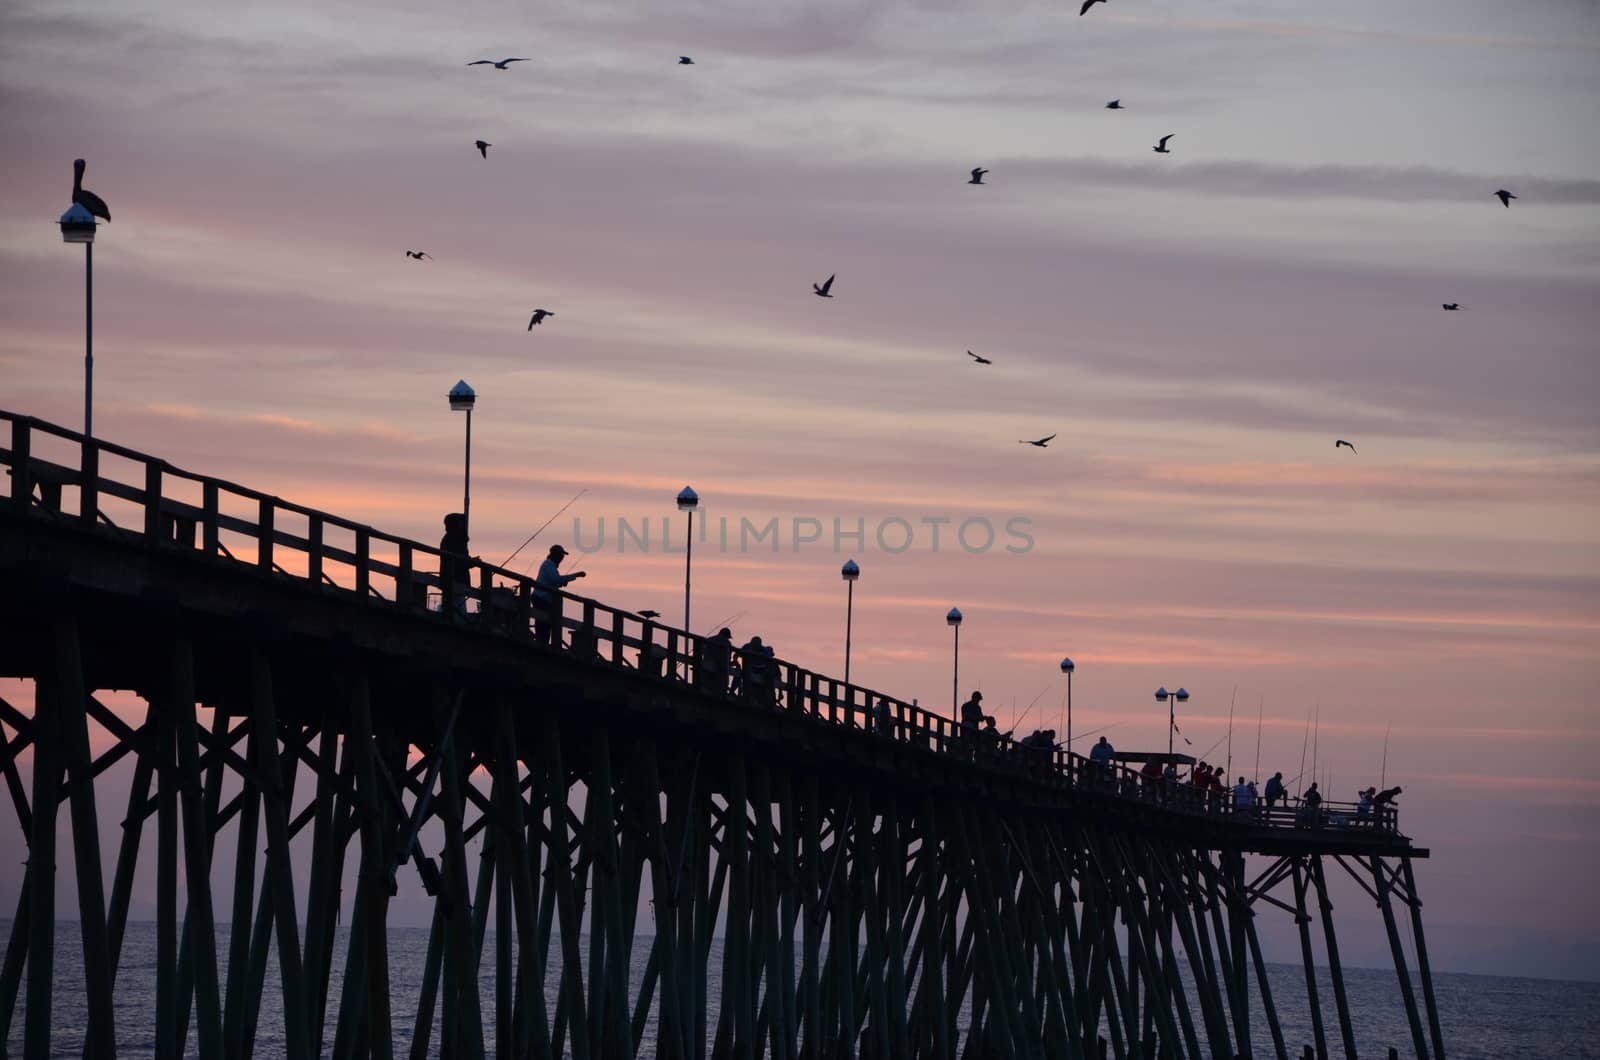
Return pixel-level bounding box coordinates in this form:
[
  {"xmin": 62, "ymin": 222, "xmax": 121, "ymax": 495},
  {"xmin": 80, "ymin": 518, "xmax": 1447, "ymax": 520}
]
[{"xmin": 0, "ymin": 411, "xmax": 1446, "ymax": 1059}]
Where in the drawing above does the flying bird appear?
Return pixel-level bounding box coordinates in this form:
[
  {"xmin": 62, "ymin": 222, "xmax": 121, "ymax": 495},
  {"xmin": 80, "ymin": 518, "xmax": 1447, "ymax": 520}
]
[
  {"xmin": 1105, "ymin": 99, "xmax": 1123, "ymax": 109},
  {"xmin": 967, "ymin": 350, "xmax": 992, "ymax": 365},
  {"xmin": 405, "ymin": 250, "xmax": 432, "ymax": 260},
  {"xmin": 1442, "ymin": 303, "xmax": 1460, "ymax": 311},
  {"xmin": 969, "ymin": 167, "xmax": 988, "ymax": 185},
  {"xmin": 678, "ymin": 56, "xmax": 695, "ymax": 64},
  {"xmin": 1494, "ymin": 189, "xmax": 1516, "ymax": 208},
  {"xmin": 1335, "ymin": 439, "xmax": 1357, "ymax": 453},
  {"xmin": 1080, "ymin": 0, "xmax": 1106, "ymax": 14},
  {"xmin": 1153, "ymin": 134, "xmax": 1174, "ymax": 154},
  {"xmin": 1019, "ymin": 434, "xmax": 1057, "ymax": 448},
  {"xmin": 475, "ymin": 140, "xmax": 491, "ymax": 158},
  {"xmin": 813, "ymin": 274, "xmax": 835, "ymax": 298},
  {"xmin": 71, "ymin": 159, "xmax": 110, "ymax": 223},
  {"xmin": 467, "ymin": 58, "xmax": 529, "ymax": 69},
  {"xmin": 528, "ymin": 309, "xmax": 554, "ymax": 328}
]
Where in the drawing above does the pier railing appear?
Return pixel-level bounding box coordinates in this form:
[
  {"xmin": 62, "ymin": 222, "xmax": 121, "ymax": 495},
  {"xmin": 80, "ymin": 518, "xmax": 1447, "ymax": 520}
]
[{"xmin": 3, "ymin": 410, "xmax": 1397, "ymax": 836}]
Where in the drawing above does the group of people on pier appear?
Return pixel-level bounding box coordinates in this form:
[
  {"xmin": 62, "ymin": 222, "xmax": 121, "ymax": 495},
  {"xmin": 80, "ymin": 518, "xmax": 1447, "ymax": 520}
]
[{"xmin": 438, "ymin": 524, "xmax": 1403, "ymax": 833}]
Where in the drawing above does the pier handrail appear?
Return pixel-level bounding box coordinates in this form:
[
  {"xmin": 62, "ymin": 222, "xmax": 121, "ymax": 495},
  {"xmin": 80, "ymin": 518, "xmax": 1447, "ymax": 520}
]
[{"xmin": 2, "ymin": 410, "xmax": 1402, "ymax": 837}]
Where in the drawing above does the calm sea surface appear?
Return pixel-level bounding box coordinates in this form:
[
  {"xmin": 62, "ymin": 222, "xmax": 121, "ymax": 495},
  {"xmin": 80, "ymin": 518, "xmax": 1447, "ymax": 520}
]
[{"xmin": 3, "ymin": 920, "xmax": 1595, "ymax": 1058}]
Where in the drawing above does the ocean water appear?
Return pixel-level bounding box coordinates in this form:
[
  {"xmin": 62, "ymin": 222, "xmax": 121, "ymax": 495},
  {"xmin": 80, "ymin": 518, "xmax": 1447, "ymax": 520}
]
[{"xmin": 3, "ymin": 920, "xmax": 1596, "ymax": 1058}]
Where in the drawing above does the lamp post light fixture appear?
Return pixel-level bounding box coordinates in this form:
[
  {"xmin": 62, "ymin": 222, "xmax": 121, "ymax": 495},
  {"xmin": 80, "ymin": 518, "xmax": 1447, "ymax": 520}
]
[
  {"xmin": 946, "ymin": 607, "xmax": 963, "ymax": 719},
  {"xmin": 447, "ymin": 381, "xmax": 476, "ymax": 537},
  {"xmin": 1060, "ymin": 657, "xmax": 1075, "ymax": 754},
  {"xmin": 841, "ymin": 559, "xmax": 860, "ymax": 684},
  {"xmin": 60, "ymin": 202, "xmax": 98, "ymax": 437},
  {"xmin": 677, "ymin": 486, "xmax": 699, "ymax": 638},
  {"xmin": 1155, "ymin": 685, "xmax": 1190, "ymax": 760}
]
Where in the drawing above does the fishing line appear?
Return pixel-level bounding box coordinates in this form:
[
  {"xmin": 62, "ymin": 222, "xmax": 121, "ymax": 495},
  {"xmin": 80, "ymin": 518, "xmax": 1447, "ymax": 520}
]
[{"xmin": 500, "ymin": 488, "xmax": 588, "ymax": 569}]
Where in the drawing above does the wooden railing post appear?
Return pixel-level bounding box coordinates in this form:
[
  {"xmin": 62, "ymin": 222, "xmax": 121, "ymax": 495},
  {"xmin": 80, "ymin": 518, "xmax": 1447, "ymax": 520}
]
[
  {"xmin": 256, "ymin": 497, "xmax": 274, "ymax": 571},
  {"xmin": 610, "ymin": 610, "xmax": 625, "ymax": 665},
  {"xmin": 202, "ymin": 482, "xmax": 219, "ymax": 555},
  {"xmin": 354, "ymin": 529, "xmax": 371, "ymax": 597},
  {"xmin": 78, "ymin": 438, "xmax": 99, "ymax": 527},
  {"xmin": 8, "ymin": 418, "xmax": 30, "ymax": 508},
  {"xmin": 397, "ymin": 543, "xmax": 414, "ymax": 609},
  {"xmin": 143, "ymin": 461, "xmax": 163, "ymax": 539},
  {"xmin": 307, "ymin": 514, "xmax": 324, "ymax": 585}
]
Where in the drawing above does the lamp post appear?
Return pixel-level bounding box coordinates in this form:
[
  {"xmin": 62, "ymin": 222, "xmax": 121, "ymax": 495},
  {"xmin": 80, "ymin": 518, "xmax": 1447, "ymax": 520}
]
[
  {"xmin": 1060, "ymin": 657, "xmax": 1075, "ymax": 754},
  {"xmin": 841, "ymin": 559, "xmax": 860, "ymax": 683},
  {"xmin": 677, "ymin": 487, "xmax": 698, "ymax": 636},
  {"xmin": 448, "ymin": 381, "xmax": 475, "ymax": 537},
  {"xmin": 946, "ymin": 607, "xmax": 963, "ymax": 719},
  {"xmin": 60, "ymin": 202, "xmax": 97, "ymax": 437},
  {"xmin": 1155, "ymin": 685, "xmax": 1190, "ymax": 759}
]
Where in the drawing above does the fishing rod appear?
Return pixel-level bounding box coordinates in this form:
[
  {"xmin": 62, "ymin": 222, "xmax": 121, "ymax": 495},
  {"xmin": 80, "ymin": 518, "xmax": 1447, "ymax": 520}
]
[
  {"xmin": 1010, "ymin": 683, "xmax": 1052, "ymax": 735},
  {"xmin": 1225, "ymin": 685, "xmax": 1237, "ymax": 779},
  {"xmin": 1380, "ymin": 720, "xmax": 1392, "ymax": 789},
  {"xmin": 1295, "ymin": 705, "xmax": 1312, "ymax": 799},
  {"xmin": 1073, "ymin": 721, "xmax": 1123, "ymax": 741},
  {"xmin": 500, "ymin": 488, "xmax": 588, "ymax": 569},
  {"xmin": 1312, "ymin": 701, "xmax": 1321, "ymax": 793},
  {"xmin": 704, "ymin": 610, "xmax": 746, "ymax": 636},
  {"xmin": 1253, "ymin": 695, "xmax": 1264, "ymax": 784}
]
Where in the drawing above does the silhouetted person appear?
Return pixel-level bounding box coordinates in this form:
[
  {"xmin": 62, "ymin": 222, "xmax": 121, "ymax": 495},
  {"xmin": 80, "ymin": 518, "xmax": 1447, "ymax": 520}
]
[
  {"xmin": 1234, "ymin": 776, "xmax": 1254, "ymax": 814},
  {"xmin": 534, "ymin": 544, "xmax": 585, "ymax": 645},
  {"xmin": 959, "ymin": 691, "xmax": 988, "ymax": 747},
  {"xmin": 1090, "ymin": 736, "xmax": 1115, "ymax": 765},
  {"xmin": 1299, "ymin": 782, "xmax": 1323, "ymax": 828},
  {"xmin": 740, "ymin": 636, "xmax": 774, "ymax": 707},
  {"xmin": 439, "ymin": 513, "xmax": 469, "ymax": 613},
  {"xmin": 1358, "ymin": 786, "xmax": 1374, "ymax": 819},
  {"xmin": 870, "ymin": 696, "xmax": 894, "ymax": 736},
  {"xmin": 1371, "ymin": 785, "xmax": 1402, "ymax": 807},
  {"xmin": 698, "ymin": 627, "xmax": 733, "ymax": 693},
  {"xmin": 1264, "ymin": 770, "xmax": 1286, "ymax": 808}
]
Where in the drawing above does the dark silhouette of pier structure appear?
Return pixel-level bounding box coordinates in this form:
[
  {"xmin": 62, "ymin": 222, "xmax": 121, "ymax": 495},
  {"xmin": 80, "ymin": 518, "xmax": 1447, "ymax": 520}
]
[{"xmin": 0, "ymin": 411, "xmax": 1446, "ymax": 1059}]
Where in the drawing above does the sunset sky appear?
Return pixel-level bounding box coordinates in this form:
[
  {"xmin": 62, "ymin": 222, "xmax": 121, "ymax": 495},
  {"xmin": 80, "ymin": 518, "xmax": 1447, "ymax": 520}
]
[{"xmin": 1, "ymin": 0, "xmax": 1597, "ymax": 978}]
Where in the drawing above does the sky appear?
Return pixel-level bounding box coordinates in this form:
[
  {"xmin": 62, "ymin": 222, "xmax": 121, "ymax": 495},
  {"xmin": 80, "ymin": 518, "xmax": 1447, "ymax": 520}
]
[{"xmin": 1, "ymin": 0, "xmax": 1598, "ymax": 982}]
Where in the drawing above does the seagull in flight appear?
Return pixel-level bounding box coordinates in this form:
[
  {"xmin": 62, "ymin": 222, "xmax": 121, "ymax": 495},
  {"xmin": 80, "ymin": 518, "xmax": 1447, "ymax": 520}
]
[
  {"xmin": 1080, "ymin": 0, "xmax": 1106, "ymax": 14},
  {"xmin": 467, "ymin": 58, "xmax": 529, "ymax": 69},
  {"xmin": 1495, "ymin": 189, "xmax": 1517, "ymax": 208},
  {"xmin": 1442, "ymin": 302, "xmax": 1460, "ymax": 311},
  {"xmin": 1153, "ymin": 134, "xmax": 1174, "ymax": 154},
  {"xmin": 1105, "ymin": 99, "xmax": 1123, "ymax": 110},
  {"xmin": 528, "ymin": 309, "xmax": 554, "ymax": 328},
  {"xmin": 813, "ymin": 274, "xmax": 835, "ymax": 298},
  {"xmin": 678, "ymin": 56, "xmax": 695, "ymax": 64},
  {"xmin": 1019, "ymin": 434, "xmax": 1057, "ymax": 448},
  {"xmin": 405, "ymin": 250, "xmax": 432, "ymax": 260},
  {"xmin": 1335, "ymin": 439, "xmax": 1357, "ymax": 453},
  {"xmin": 967, "ymin": 350, "xmax": 992, "ymax": 365},
  {"xmin": 475, "ymin": 140, "xmax": 491, "ymax": 158},
  {"xmin": 71, "ymin": 159, "xmax": 110, "ymax": 223},
  {"xmin": 969, "ymin": 167, "xmax": 988, "ymax": 185}
]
